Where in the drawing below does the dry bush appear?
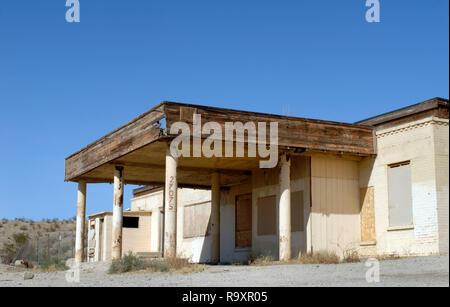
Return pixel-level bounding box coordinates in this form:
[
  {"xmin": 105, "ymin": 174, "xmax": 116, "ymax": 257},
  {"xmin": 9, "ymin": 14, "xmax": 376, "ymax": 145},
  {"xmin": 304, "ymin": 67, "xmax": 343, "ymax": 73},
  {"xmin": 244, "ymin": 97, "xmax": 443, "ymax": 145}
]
[
  {"xmin": 249, "ymin": 255, "xmax": 275, "ymax": 266},
  {"xmin": 342, "ymin": 249, "xmax": 361, "ymax": 263},
  {"xmin": 165, "ymin": 257, "xmax": 205, "ymax": 273},
  {"xmin": 375, "ymin": 254, "xmax": 401, "ymax": 261},
  {"xmin": 166, "ymin": 257, "xmax": 190, "ymax": 270},
  {"xmin": 109, "ymin": 252, "xmax": 146, "ymax": 274},
  {"xmin": 295, "ymin": 251, "xmax": 341, "ymax": 264},
  {"xmin": 109, "ymin": 253, "xmax": 203, "ymax": 274}
]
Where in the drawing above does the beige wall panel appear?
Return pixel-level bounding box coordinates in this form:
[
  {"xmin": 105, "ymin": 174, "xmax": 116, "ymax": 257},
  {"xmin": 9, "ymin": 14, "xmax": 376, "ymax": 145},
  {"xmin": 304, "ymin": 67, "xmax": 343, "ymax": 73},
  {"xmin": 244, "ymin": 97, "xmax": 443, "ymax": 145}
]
[
  {"xmin": 122, "ymin": 215, "xmax": 152, "ymax": 254},
  {"xmin": 311, "ymin": 155, "xmax": 361, "ymax": 258}
]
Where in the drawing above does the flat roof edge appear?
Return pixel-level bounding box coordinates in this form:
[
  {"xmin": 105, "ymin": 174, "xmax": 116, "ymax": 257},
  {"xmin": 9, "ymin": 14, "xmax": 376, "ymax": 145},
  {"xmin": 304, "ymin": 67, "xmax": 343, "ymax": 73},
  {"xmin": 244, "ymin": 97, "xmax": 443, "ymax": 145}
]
[{"xmin": 356, "ymin": 97, "xmax": 449, "ymax": 126}]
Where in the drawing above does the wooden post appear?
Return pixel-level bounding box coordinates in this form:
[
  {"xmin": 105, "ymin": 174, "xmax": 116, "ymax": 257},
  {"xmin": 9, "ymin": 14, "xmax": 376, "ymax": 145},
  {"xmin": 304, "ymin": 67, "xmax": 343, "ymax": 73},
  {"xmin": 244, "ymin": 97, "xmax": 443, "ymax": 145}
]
[
  {"xmin": 75, "ymin": 181, "xmax": 87, "ymax": 263},
  {"xmin": 112, "ymin": 166, "xmax": 124, "ymax": 260}
]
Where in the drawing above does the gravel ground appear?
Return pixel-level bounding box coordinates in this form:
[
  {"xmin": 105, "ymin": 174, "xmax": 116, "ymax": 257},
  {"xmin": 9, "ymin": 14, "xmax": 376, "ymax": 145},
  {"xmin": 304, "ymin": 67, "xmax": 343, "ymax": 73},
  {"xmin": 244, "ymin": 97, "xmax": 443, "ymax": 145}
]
[{"xmin": 0, "ymin": 255, "xmax": 448, "ymax": 287}]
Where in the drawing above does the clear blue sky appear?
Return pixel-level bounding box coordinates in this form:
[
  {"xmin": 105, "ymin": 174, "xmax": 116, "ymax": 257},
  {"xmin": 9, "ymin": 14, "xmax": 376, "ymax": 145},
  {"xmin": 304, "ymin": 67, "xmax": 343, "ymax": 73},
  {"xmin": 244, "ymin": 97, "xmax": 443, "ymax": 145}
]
[{"xmin": 0, "ymin": 0, "xmax": 448, "ymax": 220}]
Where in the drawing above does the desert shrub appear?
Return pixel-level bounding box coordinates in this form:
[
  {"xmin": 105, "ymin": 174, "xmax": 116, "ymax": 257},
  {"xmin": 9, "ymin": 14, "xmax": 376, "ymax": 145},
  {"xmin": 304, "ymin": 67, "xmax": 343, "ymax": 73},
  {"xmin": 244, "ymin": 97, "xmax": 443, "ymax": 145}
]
[
  {"xmin": 296, "ymin": 251, "xmax": 340, "ymax": 264},
  {"xmin": 108, "ymin": 253, "xmax": 197, "ymax": 274},
  {"xmin": 343, "ymin": 249, "xmax": 361, "ymax": 263},
  {"xmin": 20, "ymin": 225, "xmax": 28, "ymax": 231},
  {"xmin": 166, "ymin": 257, "xmax": 191, "ymax": 270},
  {"xmin": 375, "ymin": 254, "xmax": 401, "ymax": 261},
  {"xmin": 109, "ymin": 252, "xmax": 146, "ymax": 274},
  {"xmin": 145, "ymin": 261, "xmax": 169, "ymax": 272},
  {"xmin": 249, "ymin": 254, "xmax": 275, "ymax": 266}
]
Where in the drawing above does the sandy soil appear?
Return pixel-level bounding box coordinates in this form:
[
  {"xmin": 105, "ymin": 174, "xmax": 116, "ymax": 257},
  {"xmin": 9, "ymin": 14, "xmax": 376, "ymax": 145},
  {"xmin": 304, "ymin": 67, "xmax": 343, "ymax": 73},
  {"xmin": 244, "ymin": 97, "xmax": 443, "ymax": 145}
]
[{"xmin": 0, "ymin": 255, "xmax": 448, "ymax": 287}]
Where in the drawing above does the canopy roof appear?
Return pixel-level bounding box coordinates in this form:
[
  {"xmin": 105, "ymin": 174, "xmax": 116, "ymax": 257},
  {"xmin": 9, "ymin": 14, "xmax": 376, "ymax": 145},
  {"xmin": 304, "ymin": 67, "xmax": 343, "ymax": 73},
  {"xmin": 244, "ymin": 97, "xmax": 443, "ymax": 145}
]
[{"xmin": 65, "ymin": 101, "xmax": 376, "ymax": 188}]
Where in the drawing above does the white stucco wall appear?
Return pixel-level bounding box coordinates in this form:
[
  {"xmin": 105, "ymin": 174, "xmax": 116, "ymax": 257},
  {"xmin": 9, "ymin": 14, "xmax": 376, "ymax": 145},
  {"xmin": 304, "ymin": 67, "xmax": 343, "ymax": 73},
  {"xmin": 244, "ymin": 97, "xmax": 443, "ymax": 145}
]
[{"xmin": 131, "ymin": 187, "xmax": 212, "ymax": 261}]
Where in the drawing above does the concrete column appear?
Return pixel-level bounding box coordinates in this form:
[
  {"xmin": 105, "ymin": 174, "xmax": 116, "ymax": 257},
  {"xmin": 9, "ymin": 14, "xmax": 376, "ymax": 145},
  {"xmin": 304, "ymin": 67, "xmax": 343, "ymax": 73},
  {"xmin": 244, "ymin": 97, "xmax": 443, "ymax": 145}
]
[
  {"xmin": 164, "ymin": 145, "xmax": 178, "ymax": 258},
  {"xmin": 75, "ymin": 181, "xmax": 87, "ymax": 263},
  {"xmin": 211, "ymin": 172, "xmax": 221, "ymax": 263},
  {"xmin": 94, "ymin": 217, "xmax": 101, "ymax": 261},
  {"xmin": 112, "ymin": 166, "xmax": 124, "ymax": 260},
  {"xmin": 279, "ymin": 153, "xmax": 291, "ymax": 261}
]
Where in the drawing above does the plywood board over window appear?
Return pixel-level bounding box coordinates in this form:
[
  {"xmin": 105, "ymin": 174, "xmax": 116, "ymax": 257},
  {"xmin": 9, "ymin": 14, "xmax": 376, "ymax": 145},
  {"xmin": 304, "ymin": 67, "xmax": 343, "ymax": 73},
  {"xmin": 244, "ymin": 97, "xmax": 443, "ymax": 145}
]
[
  {"xmin": 360, "ymin": 186, "xmax": 376, "ymax": 242},
  {"xmin": 257, "ymin": 195, "xmax": 277, "ymax": 236},
  {"xmin": 184, "ymin": 202, "xmax": 211, "ymax": 238},
  {"xmin": 388, "ymin": 162, "xmax": 413, "ymax": 227},
  {"xmin": 235, "ymin": 194, "xmax": 252, "ymax": 248}
]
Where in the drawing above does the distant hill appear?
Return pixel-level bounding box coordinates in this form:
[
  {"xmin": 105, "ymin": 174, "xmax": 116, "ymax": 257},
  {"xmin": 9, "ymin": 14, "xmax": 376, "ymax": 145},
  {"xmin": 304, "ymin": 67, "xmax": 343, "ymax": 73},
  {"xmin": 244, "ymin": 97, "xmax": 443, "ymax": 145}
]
[{"xmin": 0, "ymin": 218, "xmax": 76, "ymax": 249}]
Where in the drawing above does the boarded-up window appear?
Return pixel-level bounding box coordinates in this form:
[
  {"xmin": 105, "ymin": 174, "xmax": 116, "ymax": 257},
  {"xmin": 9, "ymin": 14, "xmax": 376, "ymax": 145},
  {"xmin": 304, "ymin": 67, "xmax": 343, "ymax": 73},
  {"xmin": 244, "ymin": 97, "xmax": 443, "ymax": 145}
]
[
  {"xmin": 257, "ymin": 195, "xmax": 276, "ymax": 236},
  {"xmin": 183, "ymin": 202, "xmax": 211, "ymax": 238},
  {"xmin": 291, "ymin": 191, "xmax": 304, "ymax": 232},
  {"xmin": 360, "ymin": 187, "xmax": 376, "ymax": 241},
  {"xmin": 388, "ymin": 162, "xmax": 413, "ymax": 227},
  {"xmin": 235, "ymin": 194, "xmax": 252, "ymax": 248}
]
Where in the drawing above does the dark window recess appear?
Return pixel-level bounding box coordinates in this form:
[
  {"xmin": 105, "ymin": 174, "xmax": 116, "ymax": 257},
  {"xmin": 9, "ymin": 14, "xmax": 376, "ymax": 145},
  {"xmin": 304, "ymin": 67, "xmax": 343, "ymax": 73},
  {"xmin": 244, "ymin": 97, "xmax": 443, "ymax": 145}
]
[{"xmin": 123, "ymin": 217, "xmax": 139, "ymax": 228}]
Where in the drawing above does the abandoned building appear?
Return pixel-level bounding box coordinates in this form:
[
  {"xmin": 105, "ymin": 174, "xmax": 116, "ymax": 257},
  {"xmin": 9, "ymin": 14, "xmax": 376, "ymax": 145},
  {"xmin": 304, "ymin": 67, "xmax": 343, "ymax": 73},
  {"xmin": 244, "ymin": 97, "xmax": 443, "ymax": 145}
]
[{"xmin": 66, "ymin": 97, "xmax": 449, "ymax": 263}]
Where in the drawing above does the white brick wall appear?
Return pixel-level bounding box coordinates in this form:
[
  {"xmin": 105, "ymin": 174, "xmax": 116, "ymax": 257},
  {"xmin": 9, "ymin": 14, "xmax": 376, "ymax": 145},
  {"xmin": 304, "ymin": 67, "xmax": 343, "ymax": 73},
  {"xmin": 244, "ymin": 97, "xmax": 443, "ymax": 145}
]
[
  {"xmin": 359, "ymin": 116, "xmax": 448, "ymax": 256},
  {"xmin": 434, "ymin": 119, "xmax": 449, "ymax": 253}
]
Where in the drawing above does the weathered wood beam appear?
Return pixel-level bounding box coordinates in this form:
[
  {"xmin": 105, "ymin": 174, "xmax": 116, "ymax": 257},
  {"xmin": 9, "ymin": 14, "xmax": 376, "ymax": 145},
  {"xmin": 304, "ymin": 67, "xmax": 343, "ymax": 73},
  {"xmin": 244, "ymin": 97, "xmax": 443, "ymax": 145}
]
[
  {"xmin": 65, "ymin": 104, "xmax": 165, "ymax": 181},
  {"xmin": 163, "ymin": 102, "xmax": 376, "ymax": 155},
  {"xmin": 109, "ymin": 160, "xmax": 252, "ymax": 177}
]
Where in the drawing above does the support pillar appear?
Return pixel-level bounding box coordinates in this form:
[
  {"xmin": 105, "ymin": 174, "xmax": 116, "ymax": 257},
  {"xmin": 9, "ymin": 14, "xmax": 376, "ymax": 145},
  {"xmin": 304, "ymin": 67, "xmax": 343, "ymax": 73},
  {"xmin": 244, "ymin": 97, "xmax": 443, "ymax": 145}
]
[
  {"xmin": 75, "ymin": 181, "xmax": 86, "ymax": 263},
  {"xmin": 94, "ymin": 217, "xmax": 101, "ymax": 262},
  {"xmin": 112, "ymin": 166, "xmax": 124, "ymax": 260},
  {"xmin": 164, "ymin": 145, "xmax": 178, "ymax": 258},
  {"xmin": 211, "ymin": 172, "xmax": 221, "ymax": 263},
  {"xmin": 279, "ymin": 153, "xmax": 291, "ymax": 261}
]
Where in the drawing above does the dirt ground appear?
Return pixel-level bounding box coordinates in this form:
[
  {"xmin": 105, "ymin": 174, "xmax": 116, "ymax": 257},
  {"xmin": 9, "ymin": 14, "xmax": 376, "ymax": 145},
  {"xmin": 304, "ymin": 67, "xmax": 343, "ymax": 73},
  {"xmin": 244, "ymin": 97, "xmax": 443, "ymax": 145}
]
[{"xmin": 0, "ymin": 255, "xmax": 448, "ymax": 287}]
